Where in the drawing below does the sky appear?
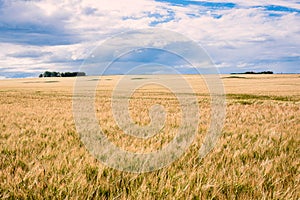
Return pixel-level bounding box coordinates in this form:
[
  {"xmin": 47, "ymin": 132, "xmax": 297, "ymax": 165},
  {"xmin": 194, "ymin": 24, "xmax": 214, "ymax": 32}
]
[{"xmin": 0, "ymin": 0, "xmax": 299, "ymax": 78}]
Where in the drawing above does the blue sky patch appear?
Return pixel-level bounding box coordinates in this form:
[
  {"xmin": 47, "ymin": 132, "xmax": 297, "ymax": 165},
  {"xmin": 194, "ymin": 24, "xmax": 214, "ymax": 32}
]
[
  {"xmin": 149, "ymin": 10, "xmax": 176, "ymax": 25},
  {"xmin": 267, "ymin": 13, "xmax": 284, "ymax": 18},
  {"xmin": 256, "ymin": 5, "xmax": 300, "ymax": 14},
  {"xmin": 155, "ymin": 0, "xmax": 236, "ymax": 9},
  {"xmin": 123, "ymin": 10, "xmax": 176, "ymax": 26}
]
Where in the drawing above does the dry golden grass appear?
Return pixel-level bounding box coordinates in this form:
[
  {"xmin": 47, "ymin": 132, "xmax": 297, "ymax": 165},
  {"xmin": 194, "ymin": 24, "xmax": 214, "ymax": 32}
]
[{"xmin": 0, "ymin": 74, "xmax": 299, "ymax": 199}]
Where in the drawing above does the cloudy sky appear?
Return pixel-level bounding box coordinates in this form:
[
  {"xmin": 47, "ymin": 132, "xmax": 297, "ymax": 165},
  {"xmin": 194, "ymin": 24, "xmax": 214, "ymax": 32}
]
[{"xmin": 0, "ymin": 0, "xmax": 299, "ymax": 78}]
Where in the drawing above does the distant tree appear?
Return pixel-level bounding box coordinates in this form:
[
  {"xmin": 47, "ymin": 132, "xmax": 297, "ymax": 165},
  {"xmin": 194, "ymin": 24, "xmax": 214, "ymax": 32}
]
[
  {"xmin": 51, "ymin": 71, "xmax": 60, "ymax": 77},
  {"xmin": 61, "ymin": 72, "xmax": 86, "ymax": 77},
  {"xmin": 43, "ymin": 71, "xmax": 52, "ymax": 77},
  {"xmin": 262, "ymin": 71, "xmax": 273, "ymax": 74},
  {"xmin": 40, "ymin": 71, "xmax": 86, "ymax": 77}
]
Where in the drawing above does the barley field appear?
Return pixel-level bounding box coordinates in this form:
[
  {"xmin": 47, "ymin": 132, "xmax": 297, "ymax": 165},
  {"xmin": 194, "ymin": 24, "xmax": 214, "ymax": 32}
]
[{"xmin": 0, "ymin": 74, "xmax": 299, "ymax": 199}]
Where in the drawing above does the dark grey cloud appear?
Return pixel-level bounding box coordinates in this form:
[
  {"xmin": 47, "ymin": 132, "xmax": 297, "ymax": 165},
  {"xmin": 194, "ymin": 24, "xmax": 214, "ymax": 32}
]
[
  {"xmin": 8, "ymin": 50, "xmax": 52, "ymax": 58},
  {"xmin": 0, "ymin": 0, "xmax": 80, "ymax": 46},
  {"xmin": 82, "ymin": 7, "xmax": 98, "ymax": 15}
]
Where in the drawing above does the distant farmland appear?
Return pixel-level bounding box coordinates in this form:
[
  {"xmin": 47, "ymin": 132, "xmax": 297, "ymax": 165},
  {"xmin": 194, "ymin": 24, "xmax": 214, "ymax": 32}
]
[{"xmin": 0, "ymin": 74, "xmax": 299, "ymax": 199}]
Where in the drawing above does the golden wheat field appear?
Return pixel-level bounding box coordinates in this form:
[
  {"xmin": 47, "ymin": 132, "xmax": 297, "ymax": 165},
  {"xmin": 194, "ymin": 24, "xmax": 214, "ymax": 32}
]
[{"xmin": 0, "ymin": 74, "xmax": 299, "ymax": 199}]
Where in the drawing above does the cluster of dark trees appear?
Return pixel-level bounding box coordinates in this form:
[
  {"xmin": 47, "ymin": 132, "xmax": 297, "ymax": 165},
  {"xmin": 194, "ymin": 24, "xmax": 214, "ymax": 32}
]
[
  {"xmin": 231, "ymin": 71, "xmax": 273, "ymax": 75},
  {"xmin": 39, "ymin": 71, "xmax": 86, "ymax": 77}
]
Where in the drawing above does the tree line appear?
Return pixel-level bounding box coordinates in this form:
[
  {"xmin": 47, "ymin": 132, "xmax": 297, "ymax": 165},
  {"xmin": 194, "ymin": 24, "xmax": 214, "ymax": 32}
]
[
  {"xmin": 39, "ymin": 71, "xmax": 86, "ymax": 77},
  {"xmin": 231, "ymin": 71, "xmax": 273, "ymax": 75}
]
